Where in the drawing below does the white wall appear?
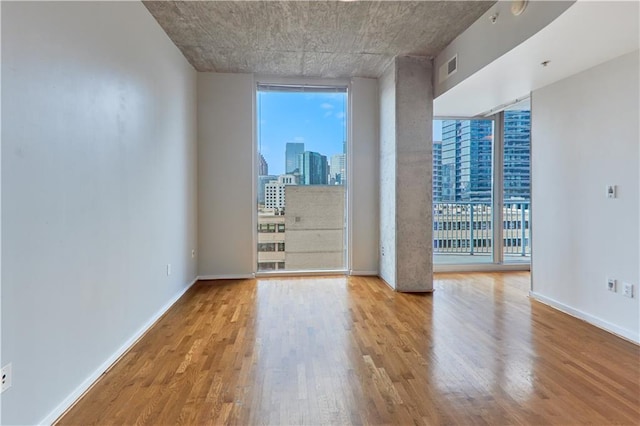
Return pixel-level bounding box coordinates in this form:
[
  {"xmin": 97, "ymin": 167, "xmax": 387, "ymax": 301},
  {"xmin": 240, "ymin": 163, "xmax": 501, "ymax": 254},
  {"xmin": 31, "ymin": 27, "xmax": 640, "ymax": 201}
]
[
  {"xmin": 379, "ymin": 64, "xmax": 397, "ymax": 288},
  {"xmin": 531, "ymin": 51, "xmax": 639, "ymax": 342},
  {"xmin": 197, "ymin": 74, "xmax": 380, "ymax": 277},
  {"xmin": 350, "ymin": 78, "xmax": 379, "ymax": 275},
  {"xmin": 434, "ymin": 1, "xmax": 574, "ymax": 99},
  {"xmin": 434, "ymin": 1, "xmax": 638, "ymax": 118},
  {"xmin": 197, "ymin": 73, "xmax": 255, "ymax": 278},
  {"xmin": 0, "ymin": 4, "xmax": 4, "ymax": 425},
  {"xmin": 0, "ymin": 2, "xmax": 3, "ymax": 423},
  {"xmin": 1, "ymin": 2, "xmax": 198, "ymax": 424}
]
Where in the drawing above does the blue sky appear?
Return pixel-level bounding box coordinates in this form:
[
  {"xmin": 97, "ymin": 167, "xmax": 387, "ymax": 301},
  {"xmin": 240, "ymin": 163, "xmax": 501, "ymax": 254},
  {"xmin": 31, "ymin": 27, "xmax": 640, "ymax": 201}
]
[
  {"xmin": 257, "ymin": 91, "xmax": 442, "ymax": 175},
  {"xmin": 258, "ymin": 91, "xmax": 347, "ymax": 176}
]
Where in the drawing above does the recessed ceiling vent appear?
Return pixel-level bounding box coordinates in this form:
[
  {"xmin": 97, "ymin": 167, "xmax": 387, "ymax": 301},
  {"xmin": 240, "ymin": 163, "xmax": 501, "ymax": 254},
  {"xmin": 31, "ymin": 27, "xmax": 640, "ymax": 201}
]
[{"xmin": 439, "ymin": 54, "xmax": 458, "ymax": 84}]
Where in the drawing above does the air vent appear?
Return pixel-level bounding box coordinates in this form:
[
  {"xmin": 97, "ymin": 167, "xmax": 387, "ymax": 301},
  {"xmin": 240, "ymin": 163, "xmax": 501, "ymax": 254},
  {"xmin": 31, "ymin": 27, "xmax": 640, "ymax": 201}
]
[
  {"xmin": 438, "ymin": 54, "xmax": 458, "ymax": 83},
  {"xmin": 447, "ymin": 55, "xmax": 457, "ymax": 75}
]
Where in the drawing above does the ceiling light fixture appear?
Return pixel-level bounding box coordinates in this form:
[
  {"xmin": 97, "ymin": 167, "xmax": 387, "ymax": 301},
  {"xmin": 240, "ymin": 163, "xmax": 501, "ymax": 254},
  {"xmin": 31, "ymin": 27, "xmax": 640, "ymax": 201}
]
[{"xmin": 511, "ymin": 0, "xmax": 528, "ymax": 16}]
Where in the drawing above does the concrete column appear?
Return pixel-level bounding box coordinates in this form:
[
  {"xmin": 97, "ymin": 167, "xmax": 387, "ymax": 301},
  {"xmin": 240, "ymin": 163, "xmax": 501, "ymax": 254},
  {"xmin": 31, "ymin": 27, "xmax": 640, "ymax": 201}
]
[{"xmin": 379, "ymin": 56, "xmax": 433, "ymax": 292}]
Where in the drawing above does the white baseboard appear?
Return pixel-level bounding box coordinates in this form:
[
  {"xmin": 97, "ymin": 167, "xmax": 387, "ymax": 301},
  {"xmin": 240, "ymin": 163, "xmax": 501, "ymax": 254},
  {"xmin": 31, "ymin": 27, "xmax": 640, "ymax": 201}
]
[
  {"xmin": 198, "ymin": 274, "xmax": 254, "ymax": 280},
  {"xmin": 255, "ymin": 270, "xmax": 347, "ymax": 278},
  {"xmin": 529, "ymin": 291, "xmax": 639, "ymax": 344},
  {"xmin": 378, "ymin": 276, "xmax": 396, "ymax": 291},
  {"xmin": 349, "ymin": 270, "xmax": 379, "ymax": 276},
  {"xmin": 40, "ymin": 276, "xmax": 199, "ymax": 425},
  {"xmin": 434, "ymin": 263, "xmax": 530, "ymax": 273}
]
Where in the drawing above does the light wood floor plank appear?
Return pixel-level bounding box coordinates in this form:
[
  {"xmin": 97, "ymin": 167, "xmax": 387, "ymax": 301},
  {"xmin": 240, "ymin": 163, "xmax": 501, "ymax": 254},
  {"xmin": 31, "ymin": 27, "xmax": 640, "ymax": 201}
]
[{"xmin": 57, "ymin": 272, "xmax": 640, "ymax": 425}]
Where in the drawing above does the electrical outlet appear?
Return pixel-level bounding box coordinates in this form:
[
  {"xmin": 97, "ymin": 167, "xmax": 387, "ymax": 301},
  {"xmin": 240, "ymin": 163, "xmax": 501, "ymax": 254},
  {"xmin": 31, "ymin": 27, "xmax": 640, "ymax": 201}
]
[
  {"xmin": 623, "ymin": 282, "xmax": 634, "ymax": 298},
  {"xmin": 167, "ymin": 264, "xmax": 172, "ymax": 276},
  {"xmin": 607, "ymin": 278, "xmax": 616, "ymax": 292},
  {"xmin": 2, "ymin": 363, "xmax": 12, "ymax": 393},
  {"xmin": 191, "ymin": 249, "xmax": 196, "ymax": 259}
]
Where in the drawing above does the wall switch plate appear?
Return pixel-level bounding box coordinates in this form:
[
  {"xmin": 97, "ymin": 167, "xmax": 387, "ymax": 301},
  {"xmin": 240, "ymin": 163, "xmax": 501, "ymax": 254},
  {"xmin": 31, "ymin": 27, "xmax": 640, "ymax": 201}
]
[
  {"xmin": 607, "ymin": 278, "xmax": 616, "ymax": 292},
  {"xmin": 607, "ymin": 185, "xmax": 617, "ymax": 198},
  {"xmin": 623, "ymin": 282, "xmax": 634, "ymax": 298},
  {"xmin": 191, "ymin": 249, "xmax": 196, "ymax": 259},
  {"xmin": 2, "ymin": 363, "xmax": 12, "ymax": 393},
  {"xmin": 167, "ymin": 264, "xmax": 172, "ymax": 276}
]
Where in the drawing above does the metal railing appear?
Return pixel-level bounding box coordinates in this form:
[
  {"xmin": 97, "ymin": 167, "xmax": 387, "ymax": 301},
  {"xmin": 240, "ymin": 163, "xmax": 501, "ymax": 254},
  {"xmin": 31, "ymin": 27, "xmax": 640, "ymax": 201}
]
[
  {"xmin": 503, "ymin": 201, "xmax": 530, "ymax": 256},
  {"xmin": 433, "ymin": 201, "xmax": 530, "ymax": 256}
]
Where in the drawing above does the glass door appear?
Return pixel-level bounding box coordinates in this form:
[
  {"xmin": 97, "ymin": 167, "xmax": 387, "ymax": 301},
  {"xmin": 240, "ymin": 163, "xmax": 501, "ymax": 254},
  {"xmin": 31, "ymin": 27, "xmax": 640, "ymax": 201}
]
[
  {"xmin": 433, "ymin": 98, "xmax": 532, "ymax": 268},
  {"xmin": 502, "ymin": 100, "xmax": 531, "ymax": 263},
  {"xmin": 433, "ymin": 118, "xmax": 495, "ymax": 265}
]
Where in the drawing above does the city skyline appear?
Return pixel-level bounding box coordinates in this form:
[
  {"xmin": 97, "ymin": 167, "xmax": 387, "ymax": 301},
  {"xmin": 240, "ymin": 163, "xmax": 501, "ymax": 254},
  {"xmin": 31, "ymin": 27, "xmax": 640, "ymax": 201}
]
[
  {"xmin": 262, "ymin": 141, "xmax": 343, "ymax": 186},
  {"xmin": 433, "ymin": 111, "xmax": 531, "ymax": 202},
  {"xmin": 258, "ymin": 90, "xmax": 347, "ymax": 176}
]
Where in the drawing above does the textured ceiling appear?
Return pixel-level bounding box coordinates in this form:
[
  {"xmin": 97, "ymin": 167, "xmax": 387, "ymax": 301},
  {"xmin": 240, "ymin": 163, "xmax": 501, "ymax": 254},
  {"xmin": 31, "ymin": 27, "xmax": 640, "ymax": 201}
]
[{"xmin": 144, "ymin": 1, "xmax": 495, "ymax": 78}]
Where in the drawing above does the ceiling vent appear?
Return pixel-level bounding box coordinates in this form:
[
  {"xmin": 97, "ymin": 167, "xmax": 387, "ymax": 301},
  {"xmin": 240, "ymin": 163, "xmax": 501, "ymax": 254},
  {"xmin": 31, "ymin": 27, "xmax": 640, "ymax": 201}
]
[{"xmin": 439, "ymin": 54, "xmax": 458, "ymax": 84}]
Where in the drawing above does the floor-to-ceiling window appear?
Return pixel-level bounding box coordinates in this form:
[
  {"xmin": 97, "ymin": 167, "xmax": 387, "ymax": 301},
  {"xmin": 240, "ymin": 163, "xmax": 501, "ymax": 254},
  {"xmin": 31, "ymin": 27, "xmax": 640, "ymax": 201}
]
[
  {"xmin": 433, "ymin": 99, "xmax": 531, "ymax": 267},
  {"xmin": 433, "ymin": 118, "xmax": 495, "ymax": 265},
  {"xmin": 502, "ymin": 100, "xmax": 531, "ymax": 263},
  {"xmin": 256, "ymin": 84, "xmax": 348, "ymax": 273}
]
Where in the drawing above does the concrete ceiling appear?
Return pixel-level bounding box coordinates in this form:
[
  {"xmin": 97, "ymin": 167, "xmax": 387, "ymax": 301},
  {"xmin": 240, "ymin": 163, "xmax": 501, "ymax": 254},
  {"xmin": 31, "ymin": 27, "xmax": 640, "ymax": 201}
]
[{"xmin": 143, "ymin": 1, "xmax": 495, "ymax": 78}]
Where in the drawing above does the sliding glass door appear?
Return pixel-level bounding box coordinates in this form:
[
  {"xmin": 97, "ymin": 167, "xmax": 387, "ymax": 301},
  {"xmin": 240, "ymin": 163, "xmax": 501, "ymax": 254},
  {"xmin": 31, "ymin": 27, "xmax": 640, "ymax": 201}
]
[
  {"xmin": 433, "ymin": 118, "xmax": 495, "ymax": 265},
  {"xmin": 502, "ymin": 101, "xmax": 531, "ymax": 263},
  {"xmin": 433, "ymin": 100, "xmax": 532, "ymax": 267}
]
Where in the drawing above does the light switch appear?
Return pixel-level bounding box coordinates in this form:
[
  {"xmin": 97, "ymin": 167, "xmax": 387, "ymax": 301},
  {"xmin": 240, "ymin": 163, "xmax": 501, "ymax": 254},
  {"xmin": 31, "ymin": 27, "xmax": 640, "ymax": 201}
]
[{"xmin": 606, "ymin": 185, "xmax": 616, "ymax": 199}]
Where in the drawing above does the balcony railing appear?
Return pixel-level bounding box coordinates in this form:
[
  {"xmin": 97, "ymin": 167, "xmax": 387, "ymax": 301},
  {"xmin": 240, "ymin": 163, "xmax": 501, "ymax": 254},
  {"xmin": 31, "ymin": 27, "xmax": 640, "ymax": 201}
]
[{"xmin": 433, "ymin": 201, "xmax": 530, "ymax": 256}]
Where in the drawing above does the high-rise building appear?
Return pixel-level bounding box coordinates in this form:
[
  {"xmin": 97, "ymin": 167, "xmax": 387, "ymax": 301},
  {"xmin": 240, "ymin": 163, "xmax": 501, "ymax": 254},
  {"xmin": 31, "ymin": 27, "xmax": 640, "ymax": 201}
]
[
  {"xmin": 257, "ymin": 213, "xmax": 286, "ymax": 271},
  {"xmin": 298, "ymin": 151, "xmax": 328, "ymax": 185},
  {"xmin": 330, "ymin": 154, "xmax": 346, "ymax": 185},
  {"xmin": 503, "ymin": 110, "xmax": 531, "ymax": 201},
  {"xmin": 432, "ymin": 141, "xmax": 442, "ymax": 202},
  {"xmin": 439, "ymin": 113, "xmax": 530, "ymax": 203},
  {"xmin": 258, "ymin": 153, "xmax": 268, "ymax": 176},
  {"xmin": 259, "ymin": 173, "xmax": 294, "ymax": 269},
  {"xmin": 284, "ymin": 185, "xmax": 345, "ymax": 270},
  {"xmin": 257, "ymin": 174, "xmax": 276, "ymax": 205},
  {"xmin": 264, "ymin": 174, "xmax": 296, "ymax": 210},
  {"xmin": 441, "ymin": 163, "xmax": 456, "ymax": 202},
  {"xmin": 441, "ymin": 119, "xmax": 493, "ymax": 202},
  {"xmin": 285, "ymin": 142, "xmax": 304, "ymax": 174}
]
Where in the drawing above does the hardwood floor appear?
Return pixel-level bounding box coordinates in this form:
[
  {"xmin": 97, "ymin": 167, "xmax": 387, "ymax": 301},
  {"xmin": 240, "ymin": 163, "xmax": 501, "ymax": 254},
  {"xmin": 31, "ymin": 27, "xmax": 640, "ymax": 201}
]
[{"xmin": 57, "ymin": 273, "xmax": 640, "ymax": 425}]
